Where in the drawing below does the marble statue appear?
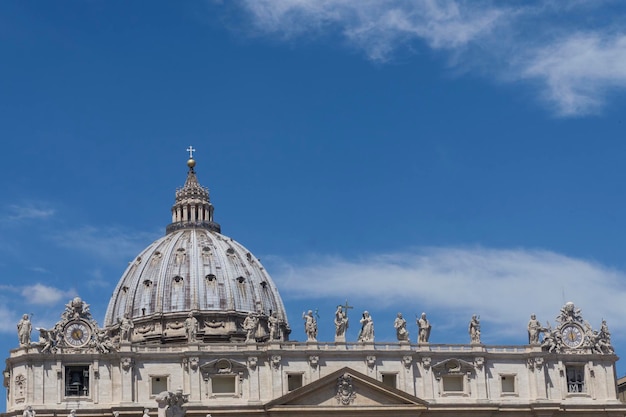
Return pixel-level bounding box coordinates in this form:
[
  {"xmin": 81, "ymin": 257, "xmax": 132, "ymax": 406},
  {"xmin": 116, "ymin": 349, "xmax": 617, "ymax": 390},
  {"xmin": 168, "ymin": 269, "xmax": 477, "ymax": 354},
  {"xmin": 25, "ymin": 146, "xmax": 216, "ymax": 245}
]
[
  {"xmin": 357, "ymin": 311, "xmax": 374, "ymax": 342},
  {"xmin": 334, "ymin": 305, "xmax": 348, "ymax": 342},
  {"xmin": 23, "ymin": 406, "xmax": 35, "ymax": 417},
  {"xmin": 242, "ymin": 312, "xmax": 258, "ymax": 342},
  {"xmin": 469, "ymin": 314, "xmax": 481, "ymax": 344},
  {"xmin": 143, "ymin": 409, "xmax": 150, "ymax": 417},
  {"xmin": 184, "ymin": 313, "xmax": 198, "ymax": 342},
  {"xmin": 527, "ymin": 314, "xmax": 542, "ymax": 344},
  {"xmin": 120, "ymin": 315, "xmax": 134, "ymax": 342},
  {"xmin": 417, "ymin": 312, "xmax": 431, "ymax": 343},
  {"xmin": 302, "ymin": 310, "xmax": 317, "ymax": 342},
  {"xmin": 68, "ymin": 409, "xmax": 76, "ymax": 417},
  {"xmin": 268, "ymin": 312, "xmax": 280, "ymax": 341},
  {"xmin": 394, "ymin": 313, "xmax": 409, "ymax": 341},
  {"xmin": 17, "ymin": 314, "xmax": 32, "ymax": 346},
  {"xmin": 93, "ymin": 328, "xmax": 116, "ymax": 353}
]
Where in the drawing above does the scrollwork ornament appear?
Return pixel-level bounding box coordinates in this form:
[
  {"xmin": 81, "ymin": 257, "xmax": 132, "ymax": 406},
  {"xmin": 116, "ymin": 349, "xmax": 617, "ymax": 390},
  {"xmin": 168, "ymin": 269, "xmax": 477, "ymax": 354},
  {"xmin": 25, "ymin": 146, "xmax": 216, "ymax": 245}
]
[{"xmin": 336, "ymin": 373, "xmax": 356, "ymax": 405}]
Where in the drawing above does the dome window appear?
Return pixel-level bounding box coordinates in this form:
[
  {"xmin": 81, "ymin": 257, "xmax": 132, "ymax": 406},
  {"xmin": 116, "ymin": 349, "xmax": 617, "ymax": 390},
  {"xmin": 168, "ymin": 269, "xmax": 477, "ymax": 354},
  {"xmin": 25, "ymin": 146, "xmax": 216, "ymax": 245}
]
[
  {"xmin": 226, "ymin": 248, "xmax": 235, "ymax": 255},
  {"xmin": 173, "ymin": 275, "xmax": 184, "ymax": 284},
  {"xmin": 121, "ymin": 286, "xmax": 129, "ymax": 293},
  {"xmin": 143, "ymin": 280, "xmax": 152, "ymax": 287},
  {"xmin": 236, "ymin": 276, "xmax": 245, "ymax": 284},
  {"xmin": 260, "ymin": 281, "xmax": 268, "ymax": 289},
  {"xmin": 206, "ymin": 274, "xmax": 217, "ymax": 282}
]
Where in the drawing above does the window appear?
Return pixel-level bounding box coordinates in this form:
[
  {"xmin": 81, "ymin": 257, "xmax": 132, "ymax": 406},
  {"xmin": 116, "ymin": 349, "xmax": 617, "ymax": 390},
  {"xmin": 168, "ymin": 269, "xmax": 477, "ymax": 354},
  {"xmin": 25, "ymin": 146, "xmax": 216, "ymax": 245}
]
[
  {"xmin": 567, "ymin": 366, "xmax": 585, "ymax": 393},
  {"xmin": 381, "ymin": 373, "xmax": 397, "ymax": 389},
  {"xmin": 212, "ymin": 376, "xmax": 236, "ymax": 394},
  {"xmin": 151, "ymin": 376, "xmax": 168, "ymax": 396},
  {"xmin": 287, "ymin": 374, "xmax": 303, "ymax": 391},
  {"xmin": 442, "ymin": 375, "xmax": 464, "ymax": 392},
  {"xmin": 500, "ymin": 374, "xmax": 516, "ymax": 394},
  {"xmin": 65, "ymin": 366, "xmax": 89, "ymax": 397}
]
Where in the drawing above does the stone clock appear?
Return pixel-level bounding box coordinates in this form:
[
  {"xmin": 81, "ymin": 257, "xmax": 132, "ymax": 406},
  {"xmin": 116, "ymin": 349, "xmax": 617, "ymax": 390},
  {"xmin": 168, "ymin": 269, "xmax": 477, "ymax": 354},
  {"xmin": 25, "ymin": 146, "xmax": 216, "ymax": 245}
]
[
  {"xmin": 561, "ymin": 324, "xmax": 584, "ymax": 348},
  {"xmin": 64, "ymin": 320, "xmax": 92, "ymax": 348}
]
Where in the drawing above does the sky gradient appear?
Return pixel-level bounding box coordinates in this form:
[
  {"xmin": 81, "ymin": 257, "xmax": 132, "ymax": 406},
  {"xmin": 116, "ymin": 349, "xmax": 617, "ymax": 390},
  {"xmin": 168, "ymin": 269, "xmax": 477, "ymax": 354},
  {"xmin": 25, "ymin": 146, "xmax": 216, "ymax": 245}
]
[{"xmin": 2, "ymin": 1, "xmax": 626, "ymax": 410}]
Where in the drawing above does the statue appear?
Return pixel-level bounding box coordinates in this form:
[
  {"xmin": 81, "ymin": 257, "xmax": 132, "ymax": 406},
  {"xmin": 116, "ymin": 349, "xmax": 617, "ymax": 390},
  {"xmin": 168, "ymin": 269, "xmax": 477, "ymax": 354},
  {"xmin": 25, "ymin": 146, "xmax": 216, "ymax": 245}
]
[
  {"xmin": 527, "ymin": 314, "xmax": 542, "ymax": 344},
  {"xmin": 143, "ymin": 409, "xmax": 150, "ymax": 417},
  {"xmin": 93, "ymin": 328, "xmax": 116, "ymax": 353},
  {"xmin": 302, "ymin": 310, "xmax": 317, "ymax": 342},
  {"xmin": 37, "ymin": 326, "xmax": 58, "ymax": 354},
  {"xmin": 23, "ymin": 406, "xmax": 35, "ymax": 417},
  {"xmin": 68, "ymin": 410, "xmax": 76, "ymax": 417},
  {"xmin": 17, "ymin": 314, "xmax": 32, "ymax": 346},
  {"xmin": 184, "ymin": 313, "xmax": 198, "ymax": 342},
  {"xmin": 357, "ymin": 311, "xmax": 374, "ymax": 342},
  {"xmin": 394, "ymin": 313, "xmax": 409, "ymax": 341},
  {"xmin": 242, "ymin": 312, "xmax": 258, "ymax": 342},
  {"xmin": 334, "ymin": 305, "xmax": 349, "ymax": 342},
  {"xmin": 417, "ymin": 312, "xmax": 431, "ymax": 343},
  {"xmin": 268, "ymin": 312, "xmax": 281, "ymax": 341},
  {"xmin": 120, "ymin": 315, "xmax": 134, "ymax": 342},
  {"xmin": 469, "ymin": 314, "xmax": 481, "ymax": 344}
]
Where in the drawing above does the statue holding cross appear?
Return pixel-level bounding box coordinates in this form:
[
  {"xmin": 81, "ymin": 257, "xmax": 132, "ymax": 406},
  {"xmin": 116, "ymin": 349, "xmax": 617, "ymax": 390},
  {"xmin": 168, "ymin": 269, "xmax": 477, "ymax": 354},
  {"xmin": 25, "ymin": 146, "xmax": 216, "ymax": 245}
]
[{"xmin": 334, "ymin": 300, "xmax": 352, "ymax": 343}]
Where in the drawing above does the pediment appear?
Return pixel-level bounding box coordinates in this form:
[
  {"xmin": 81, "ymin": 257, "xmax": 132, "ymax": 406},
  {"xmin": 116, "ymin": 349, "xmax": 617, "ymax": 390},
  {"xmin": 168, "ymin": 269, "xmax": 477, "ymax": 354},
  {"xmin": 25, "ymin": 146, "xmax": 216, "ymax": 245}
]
[
  {"xmin": 432, "ymin": 358, "xmax": 475, "ymax": 376},
  {"xmin": 266, "ymin": 367, "xmax": 428, "ymax": 410}
]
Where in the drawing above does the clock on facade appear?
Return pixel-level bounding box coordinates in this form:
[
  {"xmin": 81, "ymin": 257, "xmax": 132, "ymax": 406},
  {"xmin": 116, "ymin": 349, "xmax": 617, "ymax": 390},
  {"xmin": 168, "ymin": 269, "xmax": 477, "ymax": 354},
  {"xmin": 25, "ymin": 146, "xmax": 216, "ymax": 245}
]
[
  {"xmin": 64, "ymin": 320, "xmax": 92, "ymax": 347},
  {"xmin": 561, "ymin": 324, "xmax": 584, "ymax": 348}
]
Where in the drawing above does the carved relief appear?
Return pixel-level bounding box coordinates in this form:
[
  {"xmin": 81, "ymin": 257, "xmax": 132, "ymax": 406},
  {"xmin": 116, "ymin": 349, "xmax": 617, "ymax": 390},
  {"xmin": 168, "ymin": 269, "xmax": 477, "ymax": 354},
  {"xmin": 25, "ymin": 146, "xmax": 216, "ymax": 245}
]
[
  {"xmin": 335, "ymin": 373, "xmax": 356, "ymax": 405},
  {"xmin": 366, "ymin": 355, "xmax": 376, "ymax": 369},
  {"xmin": 121, "ymin": 357, "xmax": 133, "ymax": 371},
  {"xmin": 422, "ymin": 357, "xmax": 432, "ymax": 370},
  {"xmin": 308, "ymin": 355, "xmax": 319, "ymax": 368},
  {"xmin": 271, "ymin": 355, "xmax": 281, "ymax": 370},
  {"xmin": 14, "ymin": 374, "xmax": 25, "ymax": 403},
  {"xmin": 402, "ymin": 355, "xmax": 413, "ymax": 369},
  {"xmin": 474, "ymin": 357, "xmax": 484, "ymax": 370},
  {"xmin": 247, "ymin": 357, "xmax": 258, "ymax": 369}
]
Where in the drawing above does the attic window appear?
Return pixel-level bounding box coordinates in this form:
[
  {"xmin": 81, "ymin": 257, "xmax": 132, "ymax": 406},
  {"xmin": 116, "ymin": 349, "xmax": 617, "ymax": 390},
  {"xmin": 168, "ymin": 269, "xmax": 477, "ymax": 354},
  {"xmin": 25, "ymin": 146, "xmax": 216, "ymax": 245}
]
[
  {"xmin": 206, "ymin": 274, "xmax": 217, "ymax": 282},
  {"xmin": 143, "ymin": 280, "xmax": 152, "ymax": 287},
  {"xmin": 260, "ymin": 281, "xmax": 268, "ymax": 289},
  {"xmin": 246, "ymin": 252, "xmax": 252, "ymax": 261},
  {"xmin": 173, "ymin": 276, "xmax": 184, "ymax": 283},
  {"xmin": 287, "ymin": 373, "xmax": 303, "ymax": 391},
  {"xmin": 236, "ymin": 276, "xmax": 245, "ymax": 284}
]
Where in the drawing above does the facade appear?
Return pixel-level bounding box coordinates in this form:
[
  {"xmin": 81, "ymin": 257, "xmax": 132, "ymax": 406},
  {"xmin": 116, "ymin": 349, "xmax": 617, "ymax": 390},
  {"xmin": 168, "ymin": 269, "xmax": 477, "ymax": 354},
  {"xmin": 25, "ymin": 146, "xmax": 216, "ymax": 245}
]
[{"xmin": 3, "ymin": 155, "xmax": 626, "ymax": 417}]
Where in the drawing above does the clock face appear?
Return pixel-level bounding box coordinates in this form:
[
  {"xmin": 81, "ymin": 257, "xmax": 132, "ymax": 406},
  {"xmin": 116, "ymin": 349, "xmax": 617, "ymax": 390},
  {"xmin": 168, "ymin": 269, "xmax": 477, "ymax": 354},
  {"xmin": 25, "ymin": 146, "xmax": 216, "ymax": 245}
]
[
  {"xmin": 561, "ymin": 324, "xmax": 584, "ymax": 348},
  {"xmin": 64, "ymin": 321, "xmax": 92, "ymax": 347}
]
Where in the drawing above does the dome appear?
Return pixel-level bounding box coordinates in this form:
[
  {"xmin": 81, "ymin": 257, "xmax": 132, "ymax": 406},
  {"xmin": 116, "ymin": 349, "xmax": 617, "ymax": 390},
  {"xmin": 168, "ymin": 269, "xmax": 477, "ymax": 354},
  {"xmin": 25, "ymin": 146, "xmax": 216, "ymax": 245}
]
[{"xmin": 104, "ymin": 152, "xmax": 290, "ymax": 343}]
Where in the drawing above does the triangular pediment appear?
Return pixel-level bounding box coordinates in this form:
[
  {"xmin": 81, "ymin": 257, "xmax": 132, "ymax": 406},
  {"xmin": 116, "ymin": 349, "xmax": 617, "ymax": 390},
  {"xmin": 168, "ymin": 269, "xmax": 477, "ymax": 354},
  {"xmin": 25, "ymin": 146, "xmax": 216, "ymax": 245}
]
[{"xmin": 265, "ymin": 366, "xmax": 428, "ymax": 410}]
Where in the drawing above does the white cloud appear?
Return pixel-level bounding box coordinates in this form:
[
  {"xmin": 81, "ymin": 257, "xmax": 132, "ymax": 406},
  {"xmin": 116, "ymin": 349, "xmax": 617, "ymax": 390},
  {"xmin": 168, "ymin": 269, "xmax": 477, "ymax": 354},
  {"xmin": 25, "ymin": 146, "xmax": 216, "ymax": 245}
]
[
  {"xmin": 268, "ymin": 247, "xmax": 626, "ymax": 340},
  {"xmin": 231, "ymin": 0, "xmax": 626, "ymax": 116},
  {"xmin": 4, "ymin": 204, "xmax": 55, "ymax": 221},
  {"xmin": 20, "ymin": 284, "xmax": 76, "ymax": 306},
  {"xmin": 51, "ymin": 226, "xmax": 158, "ymax": 262}
]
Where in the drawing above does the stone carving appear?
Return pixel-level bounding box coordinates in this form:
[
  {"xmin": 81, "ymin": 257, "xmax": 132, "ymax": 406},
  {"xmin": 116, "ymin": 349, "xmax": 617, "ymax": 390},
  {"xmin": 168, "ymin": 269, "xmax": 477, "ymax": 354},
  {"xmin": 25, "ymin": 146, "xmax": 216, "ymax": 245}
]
[
  {"xmin": 203, "ymin": 320, "xmax": 225, "ymax": 329},
  {"xmin": 357, "ymin": 311, "xmax": 374, "ymax": 342},
  {"xmin": 309, "ymin": 355, "xmax": 319, "ymax": 368},
  {"xmin": 62, "ymin": 297, "xmax": 91, "ymax": 321},
  {"xmin": 271, "ymin": 355, "xmax": 281, "ymax": 370},
  {"xmin": 402, "ymin": 355, "xmax": 413, "ymax": 369},
  {"xmin": 302, "ymin": 310, "xmax": 317, "ymax": 342},
  {"xmin": 540, "ymin": 302, "xmax": 614, "ymax": 354},
  {"xmin": 15, "ymin": 374, "xmax": 25, "ymax": 402},
  {"xmin": 17, "ymin": 314, "xmax": 32, "ymax": 347},
  {"xmin": 417, "ymin": 312, "xmax": 431, "ymax": 343},
  {"xmin": 268, "ymin": 312, "xmax": 281, "ymax": 341},
  {"xmin": 184, "ymin": 313, "xmax": 198, "ymax": 342},
  {"xmin": 186, "ymin": 357, "xmax": 199, "ymax": 371},
  {"xmin": 335, "ymin": 373, "xmax": 356, "ymax": 405},
  {"xmin": 527, "ymin": 314, "xmax": 543, "ymax": 345},
  {"xmin": 37, "ymin": 326, "xmax": 60, "ymax": 354},
  {"xmin": 166, "ymin": 320, "xmax": 184, "ymax": 331},
  {"xmin": 22, "ymin": 406, "xmax": 35, "ymax": 417},
  {"xmin": 68, "ymin": 409, "xmax": 76, "ymax": 417},
  {"xmin": 422, "ymin": 357, "xmax": 432, "ymax": 369},
  {"xmin": 366, "ymin": 355, "xmax": 376, "ymax": 368},
  {"xmin": 143, "ymin": 409, "xmax": 150, "ymax": 417},
  {"xmin": 92, "ymin": 329, "xmax": 116, "ymax": 353},
  {"xmin": 155, "ymin": 389, "xmax": 188, "ymax": 417},
  {"xmin": 136, "ymin": 322, "xmax": 155, "ymax": 334},
  {"xmin": 247, "ymin": 356, "xmax": 258, "ymax": 369},
  {"xmin": 243, "ymin": 312, "xmax": 259, "ymax": 343},
  {"xmin": 394, "ymin": 313, "xmax": 409, "ymax": 341},
  {"xmin": 120, "ymin": 315, "xmax": 134, "ymax": 342},
  {"xmin": 334, "ymin": 303, "xmax": 350, "ymax": 342},
  {"xmin": 469, "ymin": 315, "xmax": 481, "ymax": 344},
  {"xmin": 474, "ymin": 357, "xmax": 484, "ymax": 370},
  {"xmin": 121, "ymin": 357, "xmax": 133, "ymax": 371}
]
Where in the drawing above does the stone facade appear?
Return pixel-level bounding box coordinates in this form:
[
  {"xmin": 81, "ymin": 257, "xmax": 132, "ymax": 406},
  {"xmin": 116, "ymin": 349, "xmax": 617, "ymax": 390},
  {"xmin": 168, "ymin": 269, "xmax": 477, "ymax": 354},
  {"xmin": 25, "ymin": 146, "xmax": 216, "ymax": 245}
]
[{"xmin": 3, "ymin": 154, "xmax": 625, "ymax": 417}]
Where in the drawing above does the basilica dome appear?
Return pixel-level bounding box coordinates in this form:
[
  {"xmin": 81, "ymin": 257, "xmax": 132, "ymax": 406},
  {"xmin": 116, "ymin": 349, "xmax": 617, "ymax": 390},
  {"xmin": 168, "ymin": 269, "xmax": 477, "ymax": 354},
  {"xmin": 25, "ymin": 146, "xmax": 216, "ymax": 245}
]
[{"xmin": 103, "ymin": 155, "xmax": 290, "ymax": 343}]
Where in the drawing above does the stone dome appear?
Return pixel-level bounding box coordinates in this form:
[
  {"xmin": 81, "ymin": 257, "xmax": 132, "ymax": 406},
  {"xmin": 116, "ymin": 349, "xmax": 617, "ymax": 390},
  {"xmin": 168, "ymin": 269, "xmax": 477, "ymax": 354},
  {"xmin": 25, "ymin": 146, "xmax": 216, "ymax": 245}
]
[{"xmin": 104, "ymin": 153, "xmax": 290, "ymax": 343}]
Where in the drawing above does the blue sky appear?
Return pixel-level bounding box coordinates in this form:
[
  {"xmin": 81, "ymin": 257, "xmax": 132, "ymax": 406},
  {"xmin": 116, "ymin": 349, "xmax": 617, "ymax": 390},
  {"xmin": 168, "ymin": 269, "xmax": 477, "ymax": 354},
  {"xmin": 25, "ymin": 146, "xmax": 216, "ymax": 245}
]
[{"xmin": 3, "ymin": 0, "xmax": 626, "ymax": 408}]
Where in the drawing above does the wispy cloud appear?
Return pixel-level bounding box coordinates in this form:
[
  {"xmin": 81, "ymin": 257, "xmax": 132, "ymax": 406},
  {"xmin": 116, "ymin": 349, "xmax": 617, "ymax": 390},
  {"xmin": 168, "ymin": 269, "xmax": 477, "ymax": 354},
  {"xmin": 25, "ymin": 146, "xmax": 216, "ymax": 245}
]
[
  {"xmin": 51, "ymin": 226, "xmax": 159, "ymax": 263},
  {"xmin": 230, "ymin": 0, "xmax": 626, "ymax": 116},
  {"xmin": 20, "ymin": 284, "xmax": 76, "ymax": 306},
  {"xmin": 4, "ymin": 203, "xmax": 55, "ymax": 222},
  {"xmin": 268, "ymin": 246, "xmax": 626, "ymax": 340}
]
